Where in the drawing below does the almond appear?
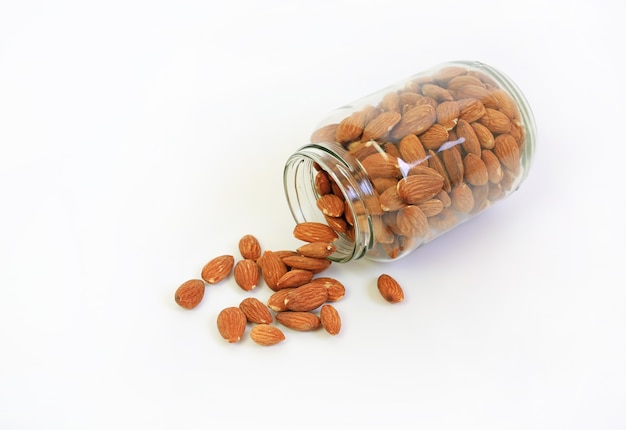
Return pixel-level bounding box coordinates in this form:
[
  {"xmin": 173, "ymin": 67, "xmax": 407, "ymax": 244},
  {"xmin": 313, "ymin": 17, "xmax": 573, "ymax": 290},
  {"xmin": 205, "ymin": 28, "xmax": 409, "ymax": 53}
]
[
  {"xmin": 216, "ymin": 307, "xmax": 247, "ymax": 343},
  {"xmin": 284, "ymin": 282, "xmax": 329, "ymax": 312},
  {"xmin": 238, "ymin": 234, "xmax": 261, "ymax": 260},
  {"xmin": 397, "ymin": 173, "xmax": 445, "ymax": 205},
  {"xmin": 293, "ymin": 222, "xmax": 339, "ymax": 243},
  {"xmin": 320, "ymin": 304, "xmax": 341, "ymax": 335},
  {"xmin": 398, "ymin": 133, "xmax": 427, "ymax": 165},
  {"xmin": 450, "ymin": 182, "xmax": 475, "ymax": 213},
  {"xmin": 174, "ymin": 279, "xmax": 205, "ymax": 309},
  {"xmin": 316, "ymin": 194, "xmax": 344, "ymax": 217},
  {"xmin": 276, "ymin": 311, "xmax": 321, "ymax": 331},
  {"xmin": 456, "ymin": 118, "xmax": 481, "ymax": 156},
  {"xmin": 296, "ymin": 242, "xmax": 337, "ymax": 258},
  {"xmin": 275, "ymin": 269, "xmax": 314, "ymax": 289},
  {"xmin": 419, "ymin": 124, "xmax": 449, "ymax": 150},
  {"xmin": 260, "ymin": 250, "xmax": 288, "ymax": 291},
  {"xmin": 481, "ymin": 149, "xmax": 504, "ymax": 183},
  {"xmin": 493, "ymin": 133, "xmax": 520, "ymax": 170},
  {"xmin": 360, "ymin": 152, "xmax": 400, "ymax": 178},
  {"xmin": 395, "ymin": 205, "xmax": 429, "ymax": 238},
  {"xmin": 390, "ymin": 104, "xmax": 436, "ymax": 140},
  {"xmin": 362, "ymin": 111, "xmax": 402, "ymax": 141},
  {"xmin": 478, "ymin": 108, "xmax": 511, "ymax": 134},
  {"xmin": 379, "ymin": 185, "xmax": 408, "ymax": 212},
  {"xmin": 436, "ymin": 100, "xmax": 460, "ymax": 130},
  {"xmin": 417, "ymin": 198, "xmax": 444, "ymax": 217},
  {"xmin": 315, "ymin": 170, "xmax": 333, "ymax": 195},
  {"xmin": 335, "ymin": 111, "xmax": 366, "ymax": 143},
  {"xmin": 309, "ymin": 277, "xmax": 346, "ymax": 302},
  {"xmin": 426, "ymin": 150, "xmax": 451, "ymax": 192},
  {"xmin": 377, "ymin": 274, "xmax": 404, "ymax": 303},
  {"xmin": 471, "ymin": 122, "xmax": 495, "ymax": 150},
  {"xmin": 282, "ymin": 255, "xmax": 331, "ymax": 273},
  {"xmin": 441, "ymin": 146, "xmax": 464, "ymax": 188},
  {"xmin": 250, "ymin": 324, "xmax": 285, "ymax": 346},
  {"xmin": 233, "ymin": 259, "xmax": 260, "ymax": 291},
  {"xmin": 457, "ymin": 98, "xmax": 486, "ymax": 123},
  {"xmin": 463, "ymin": 153, "xmax": 489, "ymax": 186},
  {"xmin": 239, "ymin": 297, "xmax": 273, "ymax": 324},
  {"xmin": 201, "ymin": 255, "xmax": 234, "ymax": 285},
  {"xmin": 310, "ymin": 123, "xmax": 338, "ymax": 144},
  {"xmin": 267, "ymin": 288, "xmax": 295, "ymax": 312},
  {"xmin": 421, "ymin": 83, "xmax": 453, "ymax": 101}
]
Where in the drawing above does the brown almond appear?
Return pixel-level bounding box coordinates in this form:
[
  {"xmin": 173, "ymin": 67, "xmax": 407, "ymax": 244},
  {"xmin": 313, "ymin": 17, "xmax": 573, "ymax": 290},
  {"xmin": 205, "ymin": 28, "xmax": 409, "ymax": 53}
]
[
  {"xmin": 314, "ymin": 170, "xmax": 333, "ymax": 195},
  {"xmin": 311, "ymin": 123, "xmax": 338, "ymax": 144},
  {"xmin": 436, "ymin": 100, "xmax": 460, "ymax": 130},
  {"xmin": 421, "ymin": 83, "xmax": 454, "ymax": 101},
  {"xmin": 417, "ymin": 198, "xmax": 444, "ymax": 217},
  {"xmin": 267, "ymin": 288, "xmax": 295, "ymax": 312},
  {"xmin": 362, "ymin": 111, "xmax": 402, "ymax": 141},
  {"xmin": 395, "ymin": 205, "xmax": 429, "ymax": 238},
  {"xmin": 481, "ymin": 149, "xmax": 504, "ymax": 183},
  {"xmin": 309, "ymin": 277, "xmax": 346, "ymax": 302},
  {"xmin": 275, "ymin": 269, "xmax": 314, "ymax": 289},
  {"xmin": 216, "ymin": 307, "xmax": 247, "ymax": 343},
  {"xmin": 390, "ymin": 104, "xmax": 436, "ymax": 140},
  {"xmin": 398, "ymin": 133, "xmax": 428, "ymax": 165},
  {"xmin": 174, "ymin": 279, "xmax": 205, "ymax": 309},
  {"xmin": 377, "ymin": 274, "xmax": 405, "ymax": 303},
  {"xmin": 201, "ymin": 255, "xmax": 235, "ymax": 285},
  {"xmin": 320, "ymin": 304, "xmax": 342, "ymax": 335},
  {"xmin": 260, "ymin": 250, "xmax": 288, "ymax": 291},
  {"xmin": 428, "ymin": 207, "xmax": 458, "ymax": 231},
  {"xmin": 316, "ymin": 194, "xmax": 344, "ymax": 217},
  {"xmin": 239, "ymin": 297, "xmax": 273, "ymax": 324},
  {"xmin": 360, "ymin": 152, "xmax": 400, "ymax": 178},
  {"xmin": 296, "ymin": 242, "xmax": 337, "ymax": 259},
  {"xmin": 441, "ymin": 146, "xmax": 464, "ymax": 188},
  {"xmin": 284, "ymin": 282, "xmax": 329, "ymax": 312},
  {"xmin": 335, "ymin": 111, "xmax": 366, "ymax": 143},
  {"xmin": 463, "ymin": 153, "xmax": 489, "ymax": 186},
  {"xmin": 379, "ymin": 185, "xmax": 408, "ymax": 212},
  {"xmin": 238, "ymin": 234, "xmax": 261, "ymax": 260},
  {"xmin": 397, "ymin": 173, "xmax": 445, "ymax": 205},
  {"xmin": 471, "ymin": 122, "xmax": 495, "ymax": 150},
  {"xmin": 456, "ymin": 118, "xmax": 481, "ymax": 156},
  {"xmin": 250, "ymin": 324, "xmax": 285, "ymax": 346},
  {"xmin": 282, "ymin": 255, "xmax": 331, "ymax": 273},
  {"xmin": 478, "ymin": 108, "xmax": 511, "ymax": 134},
  {"xmin": 450, "ymin": 183, "xmax": 475, "ymax": 213},
  {"xmin": 276, "ymin": 311, "xmax": 321, "ymax": 331},
  {"xmin": 419, "ymin": 124, "xmax": 449, "ymax": 150},
  {"xmin": 493, "ymin": 133, "xmax": 520, "ymax": 170},
  {"xmin": 426, "ymin": 150, "xmax": 451, "ymax": 192},
  {"xmin": 293, "ymin": 222, "xmax": 339, "ymax": 243},
  {"xmin": 491, "ymin": 88, "xmax": 520, "ymax": 120},
  {"xmin": 233, "ymin": 259, "xmax": 260, "ymax": 291},
  {"xmin": 457, "ymin": 98, "xmax": 486, "ymax": 123}
]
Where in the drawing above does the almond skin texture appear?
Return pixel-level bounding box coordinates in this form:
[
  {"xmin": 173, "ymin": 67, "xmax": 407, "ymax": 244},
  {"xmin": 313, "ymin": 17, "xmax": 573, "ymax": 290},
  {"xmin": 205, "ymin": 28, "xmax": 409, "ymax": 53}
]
[
  {"xmin": 397, "ymin": 174, "xmax": 445, "ymax": 205},
  {"xmin": 260, "ymin": 250, "xmax": 288, "ymax": 291},
  {"xmin": 238, "ymin": 234, "xmax": 261, "ymax": 260},
  {"xmin": 267, "ymin": 288, "xmax": 295, "ymax": 312},
  {"xmin": 275, "ymin": 269, "xmax": 314, "ymax": 289},
  {"xmin": 276, "ymin": 311, "xmax": 321, "ymax": 331},
  {"xmin": 296, "ymin": 242, "xmax": 337, "ymax": 259},
  {"xmin": 309, "ymin": 277, "xmax": 346, "ymax": 302},
  {"xmin": 201, "ymin": 255, "xmax": 234, "ymax": 285},
  {"xmin": 239, "ymin": 297, "xmax": 273, "ymax": 324},
  {"xmin": 316, "ymin": 194, "xmax": 345, "ymax": 217},
  {"xmin": 320, "ymin": 304, "xmax": 341, "ymax": 335},
  {"xmin": 250, "ymin": 324, "xmax": 286, "ymax": 346},
  {"xmin": 282, "ymin": 255, "xmax": 332, "ymax": 273},
  {"xmin": 216, "ymin": 307, "xmax": 247, "ymax": 343},
  {"xmin": 174, "ymin": 279, "xmax": 205, "ymax": 309},
  {"xmin": 233, "ymin": 259, "xmax": 260, "ymax": 291},
  {"xmin": 284, "ymin": 282, "xmax": 329, "ymax": 312},
  {"xmin": 293, "ymin": 222, "xmax": 338, "ymax": 243},
  {"xmin": 377, "ymin": 274, "xmax": 405, "ymax": 303}
]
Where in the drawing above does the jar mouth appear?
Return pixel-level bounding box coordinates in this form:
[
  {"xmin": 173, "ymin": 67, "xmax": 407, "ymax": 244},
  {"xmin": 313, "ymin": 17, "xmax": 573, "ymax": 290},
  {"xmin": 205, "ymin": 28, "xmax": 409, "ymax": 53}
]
[{"xmin": 283, "ymin": 144, "xmax": 374, "ymax": 263}]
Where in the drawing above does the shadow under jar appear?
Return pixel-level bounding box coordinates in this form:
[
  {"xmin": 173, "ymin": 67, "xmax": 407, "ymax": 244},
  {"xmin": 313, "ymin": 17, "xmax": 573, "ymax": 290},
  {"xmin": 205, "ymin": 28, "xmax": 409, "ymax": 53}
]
[{"xmin": 284, "ymin": 61, "xmax": 536, "ymax": 263}]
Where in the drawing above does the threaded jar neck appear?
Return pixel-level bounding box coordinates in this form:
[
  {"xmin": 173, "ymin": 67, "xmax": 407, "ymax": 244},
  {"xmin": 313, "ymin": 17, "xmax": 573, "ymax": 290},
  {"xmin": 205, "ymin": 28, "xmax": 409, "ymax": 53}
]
[{"xmin": 283, "ymin": 143, "xmax": 374, "ymax": 262}]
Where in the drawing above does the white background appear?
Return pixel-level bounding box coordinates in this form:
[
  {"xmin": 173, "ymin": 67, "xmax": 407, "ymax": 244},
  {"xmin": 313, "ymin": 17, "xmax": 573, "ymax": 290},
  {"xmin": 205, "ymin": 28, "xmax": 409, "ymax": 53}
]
[{"xmin": 1, "ymin": 1, "xmax": 624, "ymax": 429}]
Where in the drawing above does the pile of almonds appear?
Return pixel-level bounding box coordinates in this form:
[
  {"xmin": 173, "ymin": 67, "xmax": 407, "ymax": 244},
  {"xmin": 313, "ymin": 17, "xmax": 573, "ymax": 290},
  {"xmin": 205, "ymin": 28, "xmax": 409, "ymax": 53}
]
[
  {"xmin": 309, "ymin": 65, "xmax": 529, "ymax": 259},
  {"xmin": 174, "ymin": 222, "xmax": 404, "ymax": 346}
]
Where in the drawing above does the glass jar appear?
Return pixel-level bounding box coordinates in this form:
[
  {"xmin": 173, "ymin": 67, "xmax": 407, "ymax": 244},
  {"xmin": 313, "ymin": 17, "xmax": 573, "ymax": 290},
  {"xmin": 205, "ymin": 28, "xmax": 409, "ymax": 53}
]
[{"xmin": 284, "ymin": 61, "xmax": 536, "ymax": 263}]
